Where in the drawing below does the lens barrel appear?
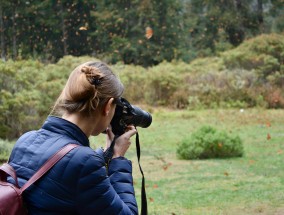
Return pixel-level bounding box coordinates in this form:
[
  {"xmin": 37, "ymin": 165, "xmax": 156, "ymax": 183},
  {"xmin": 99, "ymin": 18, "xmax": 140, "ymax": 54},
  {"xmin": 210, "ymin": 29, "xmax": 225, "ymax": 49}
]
[{"xmin": 126, "ymin": 105, "xmax": 152, "ymax": 128}]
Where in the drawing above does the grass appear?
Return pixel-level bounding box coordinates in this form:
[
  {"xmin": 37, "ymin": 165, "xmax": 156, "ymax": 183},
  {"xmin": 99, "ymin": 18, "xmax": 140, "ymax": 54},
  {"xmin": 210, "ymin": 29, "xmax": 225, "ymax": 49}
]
[
  {"xmin": 115, "ymin": 108, "xmax": 284, "ymax": 215},
  {"xmin": 2, "ymin": 108, "xmax": 284, "ymax": 214}
]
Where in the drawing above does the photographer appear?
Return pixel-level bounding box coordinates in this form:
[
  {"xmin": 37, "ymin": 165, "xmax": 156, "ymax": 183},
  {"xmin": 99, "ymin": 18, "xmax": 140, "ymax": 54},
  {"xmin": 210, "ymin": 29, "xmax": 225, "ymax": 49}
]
[{"xmin": 8, "ymin": 62, "xmax": 138, "ymax": 214}]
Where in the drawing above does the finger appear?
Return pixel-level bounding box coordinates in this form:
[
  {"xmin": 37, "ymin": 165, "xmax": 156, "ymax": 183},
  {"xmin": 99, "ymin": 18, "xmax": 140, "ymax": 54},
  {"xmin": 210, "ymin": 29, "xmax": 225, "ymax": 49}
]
[
  {"xmin": 107, "ymin": 126, "xmax": 115, "ymax": 138},
  {"xmin": 123, "ymin": 126, "xmax": 137, "ymax": 138},
  {"xmin": 105, "ymin": 127, "xmax": 113, "ymax": 148}
]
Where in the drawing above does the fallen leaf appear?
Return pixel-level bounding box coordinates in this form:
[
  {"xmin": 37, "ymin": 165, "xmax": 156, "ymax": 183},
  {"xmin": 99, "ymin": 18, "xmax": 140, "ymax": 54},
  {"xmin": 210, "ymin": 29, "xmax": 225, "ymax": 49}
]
[
  {"xmin": 267, "ymin": 133, "xmax": 271, "ymax": 140},
  {"xmin": 162, "ymin": 165, "xmax": 168, "ymax": 171},
  {"xmin": 153, "ymin": 184, "xmax": 158, "ymax": 188},
  {"xmin": 224, "ymin": 171, "xmax": 229, "ymax": 176},
  {"xmin": 277, "ymin": 150, "xmax": 283, "ymax": 155},
  {"xmin": 149, "ymin": 197, "xmax": 154, "ymax": 202},
  {"xmin": 249, "ymin": 160, "xmax": 255, "ymax": 165}
]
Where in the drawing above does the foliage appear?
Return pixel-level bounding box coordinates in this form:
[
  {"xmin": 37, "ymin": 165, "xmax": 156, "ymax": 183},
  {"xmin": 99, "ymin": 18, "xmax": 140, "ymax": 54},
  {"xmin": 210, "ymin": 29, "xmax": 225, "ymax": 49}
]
[
  {"xmin": 0, "ymin": 139, "xmax": 14, "ymax": 162},
  {"xmin": 144, "ymin": 63, "xmax": 182, "ymax": 106},
  {"xmin": 184, "ymin": 69, "xmax": 262, "ymax": 109},
  {"xmin": 0, "ymin": 0, "xmax": 283, "ymax": 66},
  {"xmin": 0, "ymin": 59, "xmax": 45, "ymax": 138},
  {"xmin": 177, "ymin": 125, "xmax": 244, "ymax": 160},
  {"xmin": 112, "ymin": 63, "xmax": 147, "ymax": 103},
  {"xmin": 0, "ymin": 56, "xmax": 96, "ymax": 139},
  {"xmin": 222, "ymin": 34, "xmax": 284, "ymax": 79},
  {"xmin": 1, "ymin": 34, "xmax": 284, "ymax": 139}
]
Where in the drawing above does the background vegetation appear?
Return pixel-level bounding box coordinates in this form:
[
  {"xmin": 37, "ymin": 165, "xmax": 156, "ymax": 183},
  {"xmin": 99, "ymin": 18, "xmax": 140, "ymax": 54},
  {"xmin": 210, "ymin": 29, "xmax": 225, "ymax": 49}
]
[
  {"xmin": 1, "ymin": 33, "xmax": 283, "ymax": 140},
  {"xmin": 0, "ymin": 0, "xmax": 283, "ymax": 66}
]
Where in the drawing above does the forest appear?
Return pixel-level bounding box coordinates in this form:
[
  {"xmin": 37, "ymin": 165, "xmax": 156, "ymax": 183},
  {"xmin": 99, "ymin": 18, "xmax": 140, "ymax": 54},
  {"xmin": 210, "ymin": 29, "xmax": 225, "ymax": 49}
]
[{"xmin": 1, "ymin": 0, "xmax": 283, "ymax": 66}]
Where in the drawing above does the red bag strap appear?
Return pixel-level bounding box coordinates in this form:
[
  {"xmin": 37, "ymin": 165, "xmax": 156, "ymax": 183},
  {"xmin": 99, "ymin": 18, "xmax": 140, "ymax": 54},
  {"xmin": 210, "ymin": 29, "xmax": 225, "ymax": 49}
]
[
  {"xmin": 0, "ymin": 163, "xmax": 20, "ymax": 187},
  {"xmin": 20, "ymin": 144, "xmax": 79, "ymax": 193}
]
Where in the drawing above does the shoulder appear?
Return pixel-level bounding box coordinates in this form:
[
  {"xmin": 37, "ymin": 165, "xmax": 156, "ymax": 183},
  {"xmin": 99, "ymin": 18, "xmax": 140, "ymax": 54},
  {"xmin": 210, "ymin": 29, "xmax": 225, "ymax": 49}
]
[{"xmin": 65, "ymin": 146, "xmax": 105, "ymax": 174}]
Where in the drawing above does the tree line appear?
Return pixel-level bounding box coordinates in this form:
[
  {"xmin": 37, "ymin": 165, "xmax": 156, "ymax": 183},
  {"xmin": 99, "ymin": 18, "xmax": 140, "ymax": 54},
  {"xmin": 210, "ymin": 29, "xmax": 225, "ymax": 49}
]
[{"xmin": 0, "ymin": 0, "xmax": 283, "ymax": 66}]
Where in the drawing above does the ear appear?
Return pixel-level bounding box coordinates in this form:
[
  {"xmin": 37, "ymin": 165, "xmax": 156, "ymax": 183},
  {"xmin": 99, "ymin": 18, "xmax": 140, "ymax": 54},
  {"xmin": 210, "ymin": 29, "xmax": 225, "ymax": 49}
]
[{"xmin": 103, "ymin": 98, "xmax": 114, "ymax": 116}]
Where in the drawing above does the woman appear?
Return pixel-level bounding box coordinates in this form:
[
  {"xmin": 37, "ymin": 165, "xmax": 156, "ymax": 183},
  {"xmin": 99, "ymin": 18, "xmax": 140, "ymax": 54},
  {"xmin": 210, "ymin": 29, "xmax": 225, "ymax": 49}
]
[{"xmin": 8, "ymin": 61, "xmax": 138, "ymax": 214}]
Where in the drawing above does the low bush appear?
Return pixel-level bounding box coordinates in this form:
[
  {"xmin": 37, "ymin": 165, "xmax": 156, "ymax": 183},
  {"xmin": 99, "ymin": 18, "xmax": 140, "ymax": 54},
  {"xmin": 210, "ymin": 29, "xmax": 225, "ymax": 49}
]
[
  {"xmin": 177, "ymin": 126, "xmax": 244, "ymax": 160},
  {"xmin": 222, "ymin": 34, "xmax": 284, "ymax": 80},
  {"xmin": 0, "ymin": 139, "xmax": 14, "ymax": 162},
  {"xmin": 184, "ymin": 69, "xmax": 261, "ymax": 109}
]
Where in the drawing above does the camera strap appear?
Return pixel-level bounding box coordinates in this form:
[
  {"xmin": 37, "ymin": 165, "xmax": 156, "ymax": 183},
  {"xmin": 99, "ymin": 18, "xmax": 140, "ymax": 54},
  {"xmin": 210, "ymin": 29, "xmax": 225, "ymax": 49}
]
[
  {"xmin": 103, "ymin": 135, "xmax": 118, "ymax": 173},
  {"xmin": 103, "ymin": 132, "xmax": 148, "ymax": 215},
  {"xmin": 135, "ymin": 132, "xmax": 148, "ymax": 215}
]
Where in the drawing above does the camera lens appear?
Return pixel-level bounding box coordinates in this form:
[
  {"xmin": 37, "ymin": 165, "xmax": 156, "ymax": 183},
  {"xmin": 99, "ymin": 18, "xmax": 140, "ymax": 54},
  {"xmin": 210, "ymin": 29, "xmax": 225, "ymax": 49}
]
[{"xmin": 127, "ymin": 106, "xmax": 152, "ymax": 128}]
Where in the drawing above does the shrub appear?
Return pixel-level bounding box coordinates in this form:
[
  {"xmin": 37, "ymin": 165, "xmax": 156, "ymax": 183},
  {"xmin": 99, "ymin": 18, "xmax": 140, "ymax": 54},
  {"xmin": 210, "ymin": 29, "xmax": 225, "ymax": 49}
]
[
  {"xmin": 184, "ymin": 69, "xmax": 260, "ymax": 109},
  {"xmin": 177, "ymin": 126, "xmax": 244, "ymax": 160},
  {"xmin": 145, "ymin": 65, "xmax": 182, "ymax": 106},
  {"xmin": 112, "ymin": 63, "xmax": 147, "ymax": 103},
  {"xmin": 0, "ymin": 139, "xmax": 14, "ymax": 162},
  {"xmin": 222, "ymin": 34, "xmax": 284, "ymax": 79},
  {"xmin": 0, "ymin": 56, "xmax": 99, "ymax": 139}
]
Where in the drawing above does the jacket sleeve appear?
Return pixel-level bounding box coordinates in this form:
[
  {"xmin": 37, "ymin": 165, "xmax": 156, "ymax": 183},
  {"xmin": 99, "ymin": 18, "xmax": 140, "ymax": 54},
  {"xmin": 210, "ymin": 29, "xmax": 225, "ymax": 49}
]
[{"xmin": 76, "ymin": 149, "xmax": 138, "ymax": 215}]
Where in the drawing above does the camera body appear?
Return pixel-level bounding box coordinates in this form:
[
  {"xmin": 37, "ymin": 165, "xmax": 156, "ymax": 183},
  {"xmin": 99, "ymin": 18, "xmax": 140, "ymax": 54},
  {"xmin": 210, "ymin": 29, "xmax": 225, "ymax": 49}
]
[{"xmin": 110, "ymin": 98, "xmax": 152, "ymax": 135}]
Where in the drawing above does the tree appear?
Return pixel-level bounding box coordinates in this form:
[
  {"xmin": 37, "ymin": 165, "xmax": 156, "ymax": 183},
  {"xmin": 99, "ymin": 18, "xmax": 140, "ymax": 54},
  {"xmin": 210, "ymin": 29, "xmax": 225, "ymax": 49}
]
[
  {"xmin": 0, "ymin": 2, "xmax": 5, "ymax": 61},
  {"xmin": 90, "ymin": 0, "xmax": 184, "ymax": 66}
]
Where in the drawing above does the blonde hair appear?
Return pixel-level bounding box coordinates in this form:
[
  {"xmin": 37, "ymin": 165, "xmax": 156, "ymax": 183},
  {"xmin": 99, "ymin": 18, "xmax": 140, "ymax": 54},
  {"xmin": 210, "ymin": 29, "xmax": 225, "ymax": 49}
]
[{"xmin": 52, "ymin": 61, "xmax": 124, "ymax": 116}]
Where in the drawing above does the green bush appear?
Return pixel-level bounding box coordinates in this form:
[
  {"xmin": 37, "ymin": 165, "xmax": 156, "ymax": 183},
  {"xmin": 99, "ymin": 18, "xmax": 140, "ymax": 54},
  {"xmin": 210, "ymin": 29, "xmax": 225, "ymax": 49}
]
[
  {"xmin": 177, "ymin": 126, "xmax": 244, "ymax": 160},
  {"xmin": 0, "ymin": 139, "xmax": 14, "ymax": 162},
  {"xmin": 222, "ymin": 34, "xmax": 284, "ymax": 79},
  {"xmin": 112, "ymin": 63, "xmax": 147, "ymax": 103},
  {"xmin": 184, "ymin": 69, "xmax": 261, "ymax": 109},
  {"xmin": 144, "ymin": 65, "xmax": 182, "ymax": 106},
  {"xmin": 0, "ymin": 56, "xmax": 99, "ymax": 139}
]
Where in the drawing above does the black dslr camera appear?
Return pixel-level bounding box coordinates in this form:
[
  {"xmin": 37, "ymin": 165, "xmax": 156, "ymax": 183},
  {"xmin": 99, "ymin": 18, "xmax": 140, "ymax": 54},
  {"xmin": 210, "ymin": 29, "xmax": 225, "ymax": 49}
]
[{"xmin": 110, "ymin": 98, "xmax": 152, "ymax": 135}]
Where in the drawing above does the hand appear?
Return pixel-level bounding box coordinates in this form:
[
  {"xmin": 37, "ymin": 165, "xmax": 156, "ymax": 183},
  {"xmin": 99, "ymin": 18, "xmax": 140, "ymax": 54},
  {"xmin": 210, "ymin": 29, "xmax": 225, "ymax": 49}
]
[
  {"xmin": 105, "ymin": 125, "xmax": 137, "ymax": 158},
  {"xmin": 105, "ymin": 126, "xmax": 115, "ymax": 151}
]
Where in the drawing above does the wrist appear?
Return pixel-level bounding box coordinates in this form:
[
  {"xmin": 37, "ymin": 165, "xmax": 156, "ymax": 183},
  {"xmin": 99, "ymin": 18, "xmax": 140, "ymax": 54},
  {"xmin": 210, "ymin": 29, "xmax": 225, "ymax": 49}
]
[{"xmin": 112, "ymin": 153, "xmax": 125, "ymax": 159}]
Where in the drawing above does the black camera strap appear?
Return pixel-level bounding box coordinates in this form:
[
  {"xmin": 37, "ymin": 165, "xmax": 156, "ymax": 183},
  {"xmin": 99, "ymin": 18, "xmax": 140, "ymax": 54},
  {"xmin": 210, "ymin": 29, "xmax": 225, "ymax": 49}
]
[
  {"xmin": 103, "ymin": 132, "xmax": 148, "ymax": 215},
  {"xmin": 136, "ymin": 131, "xmax": 148, "ymax": 215},
  {"xmin": 103, "ymin": 135, "xmax": 118, "ymax": 173}
]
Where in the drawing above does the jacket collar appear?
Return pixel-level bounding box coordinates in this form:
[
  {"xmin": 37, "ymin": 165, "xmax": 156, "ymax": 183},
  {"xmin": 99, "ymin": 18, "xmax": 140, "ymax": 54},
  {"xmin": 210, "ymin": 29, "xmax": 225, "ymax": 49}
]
[{"xmin": 42, "ymin": 116, "xmax": 90, "ymax": 146}]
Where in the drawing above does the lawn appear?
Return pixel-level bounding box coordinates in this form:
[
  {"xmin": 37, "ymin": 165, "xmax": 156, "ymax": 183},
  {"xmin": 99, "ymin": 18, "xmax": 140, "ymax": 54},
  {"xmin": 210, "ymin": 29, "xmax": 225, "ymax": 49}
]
[
  {"xmin": 108, "ymin": 108, "xmax": 284, "ymax": 215},
  {"xmin": 2, "ymin": 108, "xmax": 284, "ymax": 214}
]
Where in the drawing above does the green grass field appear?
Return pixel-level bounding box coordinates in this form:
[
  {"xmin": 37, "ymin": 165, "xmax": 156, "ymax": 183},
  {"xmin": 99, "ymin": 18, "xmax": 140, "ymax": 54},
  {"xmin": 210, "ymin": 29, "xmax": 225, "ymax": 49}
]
[
  {"xmin": 2, "ymin": 108, "xmax": 284, "ymax": 214},
  {"xmin": 110, "ymin": 108, "xmax": 284, "ymax": 215}
]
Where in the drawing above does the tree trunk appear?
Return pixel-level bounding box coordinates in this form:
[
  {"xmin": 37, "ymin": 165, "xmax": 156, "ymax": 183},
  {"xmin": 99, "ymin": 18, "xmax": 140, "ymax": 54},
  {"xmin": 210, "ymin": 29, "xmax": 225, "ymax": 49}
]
[
  {"xmin": 12, "ymin": 5, "xmax": 17, "ymax": 60},
  {"xmin": 257, "ymin": 0, "xmax": 264, "ymax": 33},
  {"xmin": 60, "ymin": 2, "xmax": 68, "ymax": 55},
  {"xmin": 0, "ymin": 3, "xmax": 6, "ymax": 61}
]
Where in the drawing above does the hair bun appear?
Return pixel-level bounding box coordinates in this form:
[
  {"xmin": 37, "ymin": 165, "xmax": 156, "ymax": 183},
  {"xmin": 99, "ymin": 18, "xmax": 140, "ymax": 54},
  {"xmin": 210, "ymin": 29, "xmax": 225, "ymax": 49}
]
[
  {"xmin": 81, "ymin": 66, "xmax": 93, "ymax": 75},
  {"xmin": 81, "ymin": 66, "xmax": 102, "ymax": 86}
]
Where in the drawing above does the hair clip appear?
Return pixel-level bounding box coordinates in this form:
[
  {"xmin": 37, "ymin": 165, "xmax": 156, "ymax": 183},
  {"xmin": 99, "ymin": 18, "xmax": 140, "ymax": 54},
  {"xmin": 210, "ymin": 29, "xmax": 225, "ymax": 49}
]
[{"xmin": 91, "ymin": 78, "xmax": 102, "ymax": 86}]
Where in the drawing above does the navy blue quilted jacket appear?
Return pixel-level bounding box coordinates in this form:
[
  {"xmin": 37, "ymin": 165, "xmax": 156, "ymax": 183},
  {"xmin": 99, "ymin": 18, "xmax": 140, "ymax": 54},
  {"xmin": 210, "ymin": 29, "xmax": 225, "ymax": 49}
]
[{"xmin": 8, "ymin": 116, "xmax": 138, "ymax": 215}]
